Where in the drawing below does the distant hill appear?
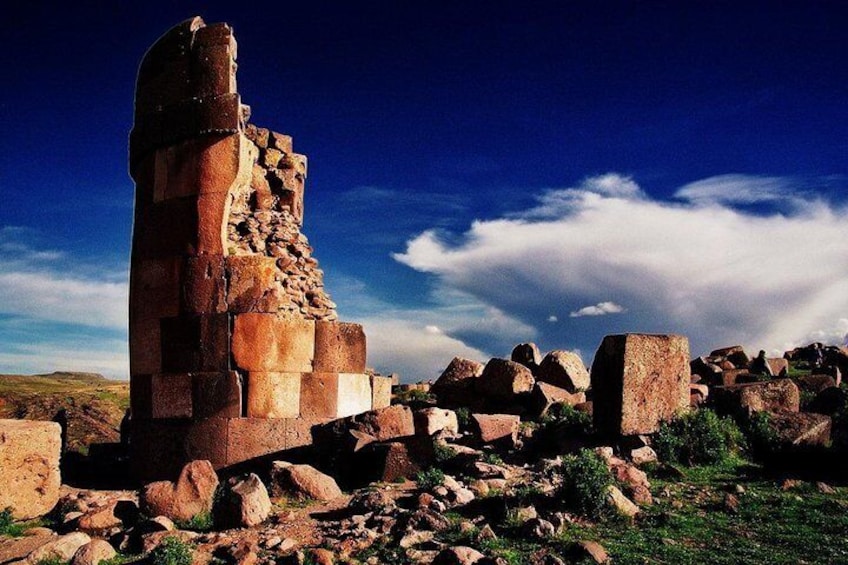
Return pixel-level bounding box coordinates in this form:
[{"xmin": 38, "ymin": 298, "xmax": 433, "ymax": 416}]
[{"xmin": 0, "ymin": 371, "xmax": 129, "ymax": 453}]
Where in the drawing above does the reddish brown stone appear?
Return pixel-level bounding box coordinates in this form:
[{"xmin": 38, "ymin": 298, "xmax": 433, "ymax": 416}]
[
  {"xmin": 767, "ymin": 411, "xmax": 831, "ymax": 447},
  {"xmin": 192, "ymin": 372, "xmax": 241, "ymax": 419},
  {"xmin": 477, "ymin": 358, "xmax": 535, "ymax": 400},
  {"xmin": 141, "ymin": 460, "xmax": 219, "ymax": 522},
  {"xmin": 130, "ymin": 418, "xmax": 229, "ymax": 481},
  {"xmin": 151, "ymin": 373, "xmax": 193, "ymax": 418},
  {"xmin": 269, "ymin": 131, "xmax": 292, "ymax": 153},
  {"xmin": 767, "ymin": 358, "xmax": 789, "ymax": 377},
  {"xmin": 470, "ymin": 413, "xmax": 519, "ymax": 445},
  {"xmin": 225, "ymin": 255, "xmax": 280, "ymax": 312},
  {"xmin": 371, "ymin": 375, "xmax": 392, "ymax": 409},
  {"xmin": 0, "ymin": 420, "xmax": 61, "ymax": 520},
  {"xmin": 431, "ymin": 357, "xmax": 484, "ymax": 406},
  {"xmin": 313, "ymin": 322, "xmax": 367, "ymax": 373},
  {"xmin": 296, "ymin": 372, "xmax": 337, "ymax": 419},
  {"xmin": 182, "ymin": 255, "xmax": 226, "ymax": 314},
  {"xmin": 529, "ymin": 382, "xmax": 586, "ymax": 418},
  {"xmin": 351, "ymin": 405, "xmax": 415, "ymax": 441},
  {"xmin": 590, "ymin": 334, "xmax": 690, "ymax": 436},
  {"xmin": 285, "ymin": 417, "xmax": 326, "ymax": 450},
  {"xmin": 712, "ymin": 379, "xmax": 800, "ymax": 417},
  {"xmin": 160, "ymin": 314, "xmax": 229, "ymax": 372},
  {"xmin": 710, "ymin": 345, "xmax": 750, "ymax": 368},
  {"xmin": 196, "ymin": 191, "xmax": 229, "ymax": 255},
  {"xmin": 232, "ymin": 314, "xmax": 315, "ymax": 372},
  {"xmin": 354, "ymin": 441, "xmax": 421, "ymax": 484},
  {"xmin": 796, "ymin": 374, "xmax": 837, "ymax": 394},
  {"xmin": 130, "ymin": 258, "xmax": 182, "ymax": 320},
  {"xmin": 192, "ymin": 44, "xmax": 236, "ymax": 98},
  {"xmin": 130, "ymin": 317, "xmax": 162, "ymax": 375},
  {"xmin": 537, "ymin": 350, "xmax": 590, "ymax": 393},
  {"xmin": 131, "ymin": 374, "xmax": 153, "ymax": 419},
  {"xmin": 720, "ymin": 368, "xmax": 752, "ymax": 386},
  {"xmin": 226, "ymin": 418, "xmax": 287, "ymax": 465},
  {"xmin": 246, "ymin": 372, "xmax": 301, "ymax": 418}
]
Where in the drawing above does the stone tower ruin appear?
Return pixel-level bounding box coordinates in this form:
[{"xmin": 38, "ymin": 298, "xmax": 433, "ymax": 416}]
[{"xmin": 128, "ymin": 17, "xmax": 390, "ymax": 481}]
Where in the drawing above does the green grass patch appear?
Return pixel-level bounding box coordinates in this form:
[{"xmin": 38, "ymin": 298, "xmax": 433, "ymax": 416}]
[{"xmin": 654, "ymin": 408, "xmax": 743, "ymax": 466}]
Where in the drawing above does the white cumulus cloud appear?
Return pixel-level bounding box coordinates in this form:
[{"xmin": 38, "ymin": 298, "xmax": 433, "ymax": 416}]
[
  {"xmin": 570, "ymin": 301, "xmax": 625, "ymax": 318},
  {"xmin": 394, "ymin": 173, "xmax": 848, "ymax": 358}
]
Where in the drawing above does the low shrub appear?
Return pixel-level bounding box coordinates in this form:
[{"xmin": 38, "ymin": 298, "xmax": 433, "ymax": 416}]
[
  {"xmin": 149, "ymin": 536, "xmax": 194, "ymax": 565},
  {"xmin": 415, "ymin": 468, "xmax": 446, "ymax": 491},
  {"xmin": 433, "ymin": 442, "xmax": 457, "ymax": 464},
  {"xmin": 654, "ymin": 409, "xmax": 743, "ymax": 466},
  {"xmin": 559, "ymin": 449, "xmax": 614, "ymax": 519},
  {"xmin": 540, "ymin": 403, "xmax": 592, "ymax": 434},
  {"xmin": 741, "ymin": 411, "xmax": 780, "ymax": 459},
  {"xmin": 0, "ymin": 507, "xmax": 13, "ymax": 536},
  {"xmin": 174, "ymin": 510, "xmax": 213, "ymax": 532},
  {"xmin": 454, "ymin": 407, "xmax": 472, "ymax": 429}
]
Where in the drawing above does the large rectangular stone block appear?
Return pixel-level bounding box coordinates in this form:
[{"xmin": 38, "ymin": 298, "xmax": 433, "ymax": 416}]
[
  {"xmin": 182, "ymin": 255, "xmax": 227, "ymax": 314},
  {"xmin": 337, "ymin": 373, "xmax": 373, "ymax": 418},
  {"xmin": 153, "ymin": 135, "xmax": 242, "ymax": 202},
  {"xmin": 131, "ymin": 417, "xmax": 228, "ymax": 481},
  {"xmin": 132, "ymin": 197, "xmax": 199, "ymax": 258},
  {"xmin": 130, "ymin": 317, "xmax": 162, "ymax": 376},
  {"xmin": 151, "ymin": 373, "xmax": 193, "ymax": 418},
  {"xmin": 0, "ymin": 420, "xmax": 61, "ymax": 520},
  {"xmin": 196, "ymin": 191, "xmax": 229, "ymax": 255},
  {"xmin": 130, "ymin": 374, "xmax": 153, "ymax": 419},
  {"xmin": 226, "ymin": 256, "xmax": 281, "ymax": 313},
  {"xmin": 299, "ymin": 372, "xmax": 339, "ymax": 419},
  {"xmin": 192, "ymin": 372, "xmax": 242, "ymax": 419},
  {"xmin": 160, "ymin": 314, "xmax": 230, "ymax": 372},
  {"xmin": 246, "ymin": 372, "xmax": 301, "ymax": 418},
  {"xmin": 226, "ymin": 418, "xmax": 288, "ymax": 465},
  {"xmin": 371, "ymin": 375, "xmax": 392, "ymax": 410},
  {"xmin": 232, "ymin": 314, "xmax": 315, "ymax": 372},
  {"xmin": 313, "ymin": 322, "xmax": 367, "ymax": 373},
  {"xmin": 130, "ymin": 258, "xmax": 182, "ymax": 320},
  {"xmin": 192, "ymin": 44, "xmax": 236, "ymax": 98},
  {"xmin": 590, "ymin": 334, "xmax": 690, "ymax": 436}
]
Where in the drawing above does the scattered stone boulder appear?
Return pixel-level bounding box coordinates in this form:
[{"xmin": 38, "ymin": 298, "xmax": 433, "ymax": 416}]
[
  {"xmin": 28, "ymin": 532, "xmax": 92, "ymax": 564},
  {"xmin": 71, "ymin": 540, "xmax": 116, "ymax": 565},
  {"xmin": 767, "ymin": 412, "xmax": 832, "ymax": 447},
  {"xmin": 414, "ymin": 407, "xmax": 459, "ymax": 437},
  {"xmin": 470, "ymin": 414, "xmax": 520, "ymax": 445},
  {"xmin": 432, "ymin": 546, "xmax": 486, "ymax": 565},
  {"xmin": 77, "ymin": 499, "xmax": 139, "ymax": 535},
  {"xmin": 710, "ymin": 345, "xmax": 750, "ymax": 368},
  {"xmin": 529, "ymin": 382, "xmax": 586, "ymax": 418},
  {"xmin": 477, "ymin": 358, "xmax": 535, "ymax": 399},
  {"xmin": 537, "ymin": 350, "xmax": 590, "ymax": 393},
  {"xmin": 590, "ymin": 334, "xmax": 690, "ymax": 436},
  {"xmin": 511, "ymin": 343, "xmax": 542, "ymax": 371},
  {"xmin": 690, "ymin": 357, "xmax": 722, "ymax": 384},
  {"xmin": 574, "ymin": 540, "xmax": 609, "ymax": 564},
  {"xmin": 711, "ymin": 379, "xmax": 800, "ymax": 417},
  {"xmin": 808, "ymin": 386, "xmax": 848, "ymax": 416},
  {"xmin": 217, "ymin": 474, "xmax": 271, "ymax": 528},
  {"xmin": 629, "ymin": 446, "xmax": 658, "ymax": 466},
  {"xmin": 796, "ymin": 375, "xmax": 837, "ymax": 395},
  {"xmin": 431, "ymin": 357, "xmax": 484, "ymax": 406},
  {"xmin": 141, "ymin": 460, "xmax": 219, "ymax": 522},
  {"xmin": 353, "ymin": 441, "xmax": 422, "ymax": 484},
  {"xmin": 270, "ymin": 462, "xmax": 343, "ymax": 501},
  {"xmin": 350, "ymin": 405, "xmax": 415, "ymax": 441},
  {"xmin": 767, "ymin": 358, "xmax": 789, "ymax": 377},
  {"xmin": 749, "ymin": 351, "xmax": 775, "ymax": 377},
  {"xmin": 0, "ymin": 419, "xmax": 61, "ymax": 519},
  {"xmin": 606, "ymin": 485, "xmax": 639, "ymax": 519}
]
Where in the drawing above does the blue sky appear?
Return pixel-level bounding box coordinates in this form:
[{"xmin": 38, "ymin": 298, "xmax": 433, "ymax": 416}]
[{"xmin": 1, "ymin": 1, "xmax": 846, "ymax": 380}]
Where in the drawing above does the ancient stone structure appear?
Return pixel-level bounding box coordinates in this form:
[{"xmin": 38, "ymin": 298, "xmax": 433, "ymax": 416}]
[
  {"xmin": 128, "ymin": 17, "xmax": 390, "ymax": 480},
  {"xmin": 590, "ymin": 334, "xmax": 690, "ymax": 437}
]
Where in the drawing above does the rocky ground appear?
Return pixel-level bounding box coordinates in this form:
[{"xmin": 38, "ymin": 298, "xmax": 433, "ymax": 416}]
[{"xmin": 2, "ymin": 341, "xmax": 848, "ymax": 564}]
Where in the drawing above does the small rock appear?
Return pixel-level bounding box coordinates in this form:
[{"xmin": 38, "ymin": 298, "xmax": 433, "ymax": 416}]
[
  {"xmin": 218, "ymin": 474, "xmax": 272, "ymax": 528},
  {"xmin": 28, "ymin": 533, "xmax": 92, "ymax": 564},
  {"xmin": 606, "ymin": 486, "xmax": 639, "ymax": 519},
  {"xmin": 723, "ymin": 493, "xmax": 740, "ymax": 513},
  {"xmin": 71, "ymin": 540, "xmax": 116, "ymax": 565},
  {"xmin": 522, "ymin": 518, "xmax": 555, "ymax": 539},
  {"xmin": 816, "ymin": 481, "xmax": 836, "ymax": 494},
  {"xmin": 400, "ymin": 530, "xmax": 434, "ymax": 549},
  {"xmin": 575, "ymin": 540, "xmax": 609, "ymax": 564},
  {"xmin": 630, "ymin": 446, "xmax": 658, "ymax": 466},
  {"xmin": 432, "ymin": 546, "xmax": 486, "ymax": 565},
  {"xmin": 270, "ymin": 462, "xmax": 343, "ymax": 501}
]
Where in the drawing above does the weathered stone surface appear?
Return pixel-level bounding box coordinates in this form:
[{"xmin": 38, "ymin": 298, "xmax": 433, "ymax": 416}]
[
  {"xmin": 477, "ymin": 358, "xmax": 535, "ymax": 399},
  {"xmin": 192, "ymin": 371, "xmax": 242, "ymax": 419},
  {"xmin": 370, "ymin": 375, "xmax": 392, "ymax": 409},
  {"xmin": 28, "ymin": 533, "xmax": 92, "ymax": 565},
  {"xmin": 270, "ymin": 461, "xmax": 343, "ymax": 501},
  {"xmin": 529, "ymin": 382, "xmax": 586, "ymax": 418},
  {"xmin": 159, "ymin": 314, "xmax": 229, "ymax": 372},
  {"xmin": 232, "ymin": 314, "xmax": 315, "ymax": 372},
  {"xmin": 710, "ymin": 345, "xmax": 750, "ymax": 368},
  {"xmin": 432, "ymin": 546, "xmax": 486, "ymax": 565},
  {"xmin": 590, "ymin": 334, "xmax": 690, "ymax": 436},
  {"xmin": 470, "ymin": 414, "xmax": 519, "ymax": 444},
  {"xmin": 511, "ymin": 343, "xmax": 542, "ymax": 370},
  {"xmin": 71, "ymin": 540, "xmax": 117, "ymax": 565},
  {"xmin": 796, "ymin": 374, "xmax": 837, "ymax": 395},
  {"xmin": 767, "ymin": 411, "xmax": 832, "ymax": 447},
  {"xmin": 314, "ymin": 322, "xmax": 367, "ymax": 373},
  {"xmin": 0, "ymin": 419, "xmax": 61, "ymax": 520},
  {"xmin": 218, "ymin": 474, "xmax": 271, "ymax": 528},
  {"xmin": 575, "ymin": 540, "xmax": 610, "ymax": 564},
  {"xmin": 247, "ymin": 372, "xmax": 301, "ymax": 418},
  {"xmin": 431, "ymin": 357, "xmax": 484, "ymax": 406},
  {"xmin": 225, "ymin": 255, "xmax": 280, "ymax": 312},
  {"xmin": 140, "ymin": 460, "xmax": 219, "ymax": 522},
  {"xmin": 336, "ymin": 373, "xmax": 373, "ymax": 418},
  {"xmin": 151, "ymin": 373, "xmax": 193, "ymax": 418},
  {"xmin": 767, "ymin": 358, "xmax": 789, "ymax": 377},
  {"xmin": 131, "ymin": 418, "xmax": 229, "ymax": 481},
  {"xmin": 606, "ymin": 485, "xmax": 639, "ymax": 519},
  {"xmin": 537, "ymin": 350, "xmax": 590, "ymax": 393},
  {"xmin": 414, "ymin": 408, "xmax": 459, "ymax": 437},
  {"xmin": 351, "ymin": 405, "xmax": 415, "ymax": 441},
  {"xmin": 712, "ymin": 379, "xmax": 800, "ymax": 417}
]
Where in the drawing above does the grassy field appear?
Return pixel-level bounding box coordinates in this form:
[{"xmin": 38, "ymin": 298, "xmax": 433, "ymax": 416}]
[{"xmin": 0, "ymin": 372, "xmax": 129, "ymax": 452}]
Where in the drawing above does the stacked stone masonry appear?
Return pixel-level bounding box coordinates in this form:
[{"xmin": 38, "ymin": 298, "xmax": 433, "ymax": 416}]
[{"xmin": 128, "ymin": 17, "xmax": 390, "ymax": 481}]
